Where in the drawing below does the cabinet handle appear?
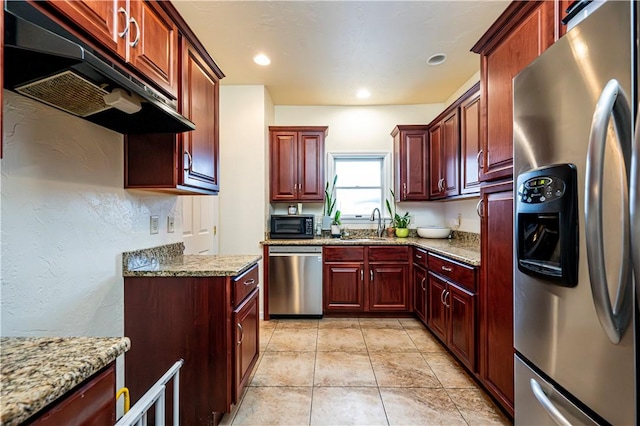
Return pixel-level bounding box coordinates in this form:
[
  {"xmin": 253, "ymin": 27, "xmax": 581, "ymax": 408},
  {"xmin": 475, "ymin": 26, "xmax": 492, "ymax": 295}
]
[
  {"xmin": 402, "ymin": 182, "xmax": 407, "ymax": 199},
  {"xmin": 360, "ymin": 269, "xmax": 364, "ymax": 281},
  {"xmin": 441, "ymin": 266, "xmax": 453, "ymax": 272},
  {"xmin": 184, "ymin": 151, "xmax": 193, "ymax": 171},
  {"xmin": 444, "ymin": 290, "xmax": 450, "ymax": 308},
  {"xmin": 129, "ymin": 16, "xmax": 140, "ymax": 47},
  {"xmin": 370, "ymin": 269, "xmax": 373, "ymax": 281},
  {"xmin": 442, "ymin": 178, "xmax": 446, "ymax": 191},
  {"xmin": 243, "ymin": 278, "xmax": 255, "ymax": 286},
  {"xmin": 415, "ymin": 254, "xmax": 422, "ymax": 259},
  {"xmin": 117, "ymin": 7, "xmax": 130, "ymax": 38},
  {"xmin": 420, "ymin": 277, "xmax": 426, "ymax": 291},
  {"xmin": 477, "ymin": 149, "xmax": 483, "ymax": 177},
  {"xmin": 237, "ymin": 323, "xmax": 244, "ymax": 345},
  {"xmin": 476, "ymin": 199, "xmax": 484, "ymax": 218},
  {"xmin": 440, "ymin": 289, "xmax": 446, "ymax": 305}
]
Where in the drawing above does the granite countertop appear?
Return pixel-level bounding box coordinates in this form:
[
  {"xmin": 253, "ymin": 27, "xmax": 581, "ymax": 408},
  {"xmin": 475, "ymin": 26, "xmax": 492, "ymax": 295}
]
[
  {"xmin": 0, "ymin": 337, "xmax": 130, "ymax": 426},
  {"xmin": 262, "ymin": 234, "xmax": 480, "ymax": 266},
  {"xmin": 123, "ymin": 242, "xmax": 261, "ymax": 277}
]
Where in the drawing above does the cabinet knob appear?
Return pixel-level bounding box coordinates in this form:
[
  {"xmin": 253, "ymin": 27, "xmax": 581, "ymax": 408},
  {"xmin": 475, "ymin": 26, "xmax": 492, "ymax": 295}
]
[
  {"xmin": 129, "ymin": 17, "xmax": 140, "ymax": 47},
  {"xmin": 117, "ymin": 7, "xmax": 130, "ymax": 38}
]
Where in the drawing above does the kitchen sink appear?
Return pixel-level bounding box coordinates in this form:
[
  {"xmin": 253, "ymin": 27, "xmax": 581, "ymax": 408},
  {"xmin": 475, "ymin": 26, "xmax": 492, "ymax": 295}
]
[{"xmin": 341, "ymin": 237, "xmax": 389, "ymax": 242}]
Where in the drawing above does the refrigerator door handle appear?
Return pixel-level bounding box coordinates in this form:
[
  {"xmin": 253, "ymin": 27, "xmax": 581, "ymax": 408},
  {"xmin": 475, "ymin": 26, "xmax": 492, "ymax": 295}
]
[
  {"xmin": 585, "ymin": 79, "xmax": 633, "ymax": 344},
  {"xmin": 529, "ymin": 379, "xmax": 572, "ymax": 426},
  {"xmin": 632, "ymin": 104, "xmax": 640, "ymax": 307}
]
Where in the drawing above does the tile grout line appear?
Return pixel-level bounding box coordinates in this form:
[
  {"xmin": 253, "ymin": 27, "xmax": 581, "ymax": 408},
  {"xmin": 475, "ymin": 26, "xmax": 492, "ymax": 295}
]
[
  {"xmin": 308, "ymin": 324, "xmax": 319, "ymax": 426},
  {"xmin": 360, "ymin": 318, "xmax": 392, "ymax": 426}
]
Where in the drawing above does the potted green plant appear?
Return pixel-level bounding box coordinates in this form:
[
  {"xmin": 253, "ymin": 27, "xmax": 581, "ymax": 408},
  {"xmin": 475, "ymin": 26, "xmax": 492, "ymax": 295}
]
[
  {"xmin": 323, "ymin": 175, "xmax": 338, "ymax": 230},
  {"xmin": 393, "ymin": 211, "xmax": 411, "ymax": 238},
  {"xmin": 330, "ymin": 210, "xmax": 342, "ymax": 238}
]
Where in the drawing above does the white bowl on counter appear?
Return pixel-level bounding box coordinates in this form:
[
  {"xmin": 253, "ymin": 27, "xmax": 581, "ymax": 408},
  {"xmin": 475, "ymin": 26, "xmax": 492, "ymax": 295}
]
[{"xmin": 417, "ymin": 226, "xmax": 451, "ymax": 239}]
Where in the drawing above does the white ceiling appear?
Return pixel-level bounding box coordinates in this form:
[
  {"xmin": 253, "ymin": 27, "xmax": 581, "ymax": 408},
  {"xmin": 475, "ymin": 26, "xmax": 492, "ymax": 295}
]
[{"xmin": 171, "ymin": 1, "xmax": 509, "ymax": 106}]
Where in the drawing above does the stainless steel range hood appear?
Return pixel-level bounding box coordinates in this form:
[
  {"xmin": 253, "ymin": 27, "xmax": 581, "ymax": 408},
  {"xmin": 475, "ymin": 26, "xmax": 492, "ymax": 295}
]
[{"xmin": 3, "ymin": 1, "xmax": 196, "ymax": 134}]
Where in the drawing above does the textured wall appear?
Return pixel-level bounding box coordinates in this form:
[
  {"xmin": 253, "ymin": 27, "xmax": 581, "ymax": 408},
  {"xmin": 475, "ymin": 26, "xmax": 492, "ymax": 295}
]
[{"xmin": 1, "ymin": 91, "xmax": 182, "ymax": 337}]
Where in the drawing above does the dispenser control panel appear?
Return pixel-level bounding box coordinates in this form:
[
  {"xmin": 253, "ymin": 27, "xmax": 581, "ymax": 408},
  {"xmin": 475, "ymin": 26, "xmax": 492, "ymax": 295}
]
[{"xmin": 517, "ymin": 176, "xmax": 566, "ymax": 204}]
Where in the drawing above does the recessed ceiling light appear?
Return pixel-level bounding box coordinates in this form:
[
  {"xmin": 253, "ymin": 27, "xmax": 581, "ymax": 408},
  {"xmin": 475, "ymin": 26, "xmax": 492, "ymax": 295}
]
[
  {"xmin": 253, "ymin": 54, "xmax": 271, "ymax": 66},
  {"xmin": 427, "ymin": 53, "xmax": 447, "ymax": 66},
  {"xmin": 356, "ymin": 89, "xmax": 371, "ymax": 99}
]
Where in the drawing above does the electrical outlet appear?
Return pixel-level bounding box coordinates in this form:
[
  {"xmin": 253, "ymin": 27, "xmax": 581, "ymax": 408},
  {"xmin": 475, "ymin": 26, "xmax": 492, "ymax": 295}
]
[
  {"xmin": 456, "ymin": 213, "xmax": 462, "ymax": 227},
  {"xmin": 167, "ymin": 216, "xmax": 175, "ymax": 233},
  {"xmin": 150, "ymin": 215, "xmax": 159, "ymax": 234}
]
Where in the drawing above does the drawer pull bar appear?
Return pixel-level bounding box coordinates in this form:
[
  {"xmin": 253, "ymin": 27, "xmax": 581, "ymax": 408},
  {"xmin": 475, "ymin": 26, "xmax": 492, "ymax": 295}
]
[
  {"xmin": 244, "ymin": 279, "xmax": 255, "ymax": 286},
  {"xmin": 441, "ymin": 266, "xmax": 453, "ymax": 272}
]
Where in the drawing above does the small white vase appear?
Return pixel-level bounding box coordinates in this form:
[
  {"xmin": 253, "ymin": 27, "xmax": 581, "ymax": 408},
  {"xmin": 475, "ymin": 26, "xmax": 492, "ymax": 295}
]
[{"xmin": 330, "ymin": 224, "xmax": 341, "ymax": 238}]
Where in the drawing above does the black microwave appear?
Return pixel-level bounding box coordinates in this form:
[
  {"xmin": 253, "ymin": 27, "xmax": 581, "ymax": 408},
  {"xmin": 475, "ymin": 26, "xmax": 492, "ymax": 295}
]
[{"xmin": 270, "ymin": 215, "xmax": 315, "ymax": 239}]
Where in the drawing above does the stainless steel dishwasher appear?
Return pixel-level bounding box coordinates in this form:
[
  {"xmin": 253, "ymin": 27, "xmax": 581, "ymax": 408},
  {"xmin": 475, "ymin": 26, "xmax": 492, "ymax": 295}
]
[{"xmin": 268, "ymin": 246, "xmax": 323, "ymax": 318}]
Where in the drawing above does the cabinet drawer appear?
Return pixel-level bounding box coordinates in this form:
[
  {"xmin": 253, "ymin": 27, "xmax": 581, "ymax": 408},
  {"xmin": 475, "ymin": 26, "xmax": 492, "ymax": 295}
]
[
  {"xmin": 368, "ymin": 246, "xmax": 409, "ymax": 262},
  {"xmin": 428, "ymin": 253, "xmax": 476, "ymax": 291},
  {"xmin": 233, "ymin": 264, "xmax": 259, "ymax": 306},
  {"xmin": 324, "ymin": 246, "xmax": 365, "ymax": 262},
  {"xmin": 412, "ymin": 248, "xmax": 428, "ymax": 269}
]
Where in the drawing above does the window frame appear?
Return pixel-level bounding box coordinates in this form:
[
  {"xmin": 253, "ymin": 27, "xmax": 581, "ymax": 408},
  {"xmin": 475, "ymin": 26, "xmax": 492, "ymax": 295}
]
[{"xmin": 326, "ymin": 152, "xmax": 392, "ymax": 224}]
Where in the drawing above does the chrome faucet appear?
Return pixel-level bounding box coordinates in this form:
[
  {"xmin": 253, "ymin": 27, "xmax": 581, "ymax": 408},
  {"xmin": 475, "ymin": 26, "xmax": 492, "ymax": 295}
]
[{"xmin": 370, "ymin": 208, "xmax": 383, "ymax": 237}]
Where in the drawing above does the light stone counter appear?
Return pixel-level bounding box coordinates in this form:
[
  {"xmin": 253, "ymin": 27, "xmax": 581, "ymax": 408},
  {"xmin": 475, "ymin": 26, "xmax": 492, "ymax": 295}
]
[
  {"xmin": 262, "ymin": 235, "xmax": 480, "ymax": 266},
  {"xmin": 0, "ymin": 337, "xmax": 130, "ymax": 426},
  {"xmin": 123, "ymin": 242, "xmax": 261, "ymax": 277}
]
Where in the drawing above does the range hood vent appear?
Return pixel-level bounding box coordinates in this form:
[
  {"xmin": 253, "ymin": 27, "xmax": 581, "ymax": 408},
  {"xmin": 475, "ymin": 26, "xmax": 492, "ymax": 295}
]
[
  {"xmin": 3, "ymin": 2, "xmax": 196, "ymax": 134},
  {"xmin": 16, "ymin": 70, "xmax": 112, "ymax": 117}
]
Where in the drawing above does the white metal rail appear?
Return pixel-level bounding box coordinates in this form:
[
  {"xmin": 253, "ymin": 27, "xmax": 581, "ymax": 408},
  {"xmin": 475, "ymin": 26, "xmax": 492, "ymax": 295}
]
[{"xmin": 115, "ymin": 359, "xmax": 184, "ymax": 426}]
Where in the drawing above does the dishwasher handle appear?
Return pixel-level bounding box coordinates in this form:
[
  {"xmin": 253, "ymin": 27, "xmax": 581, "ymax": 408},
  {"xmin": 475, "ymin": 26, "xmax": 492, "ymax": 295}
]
[{"xmin": 268, "ymin": 246, "xmax": 322, "ymax": 255}]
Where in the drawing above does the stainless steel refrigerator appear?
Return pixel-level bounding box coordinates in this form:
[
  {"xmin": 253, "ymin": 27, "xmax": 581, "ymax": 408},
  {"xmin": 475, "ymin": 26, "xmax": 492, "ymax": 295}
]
[{"xmin": 513, "ymin": 1, "xmax": 639, "ymax": 424}]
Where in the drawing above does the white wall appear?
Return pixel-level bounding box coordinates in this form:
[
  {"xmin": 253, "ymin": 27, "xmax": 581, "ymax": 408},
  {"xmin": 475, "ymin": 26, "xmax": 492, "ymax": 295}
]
[
  {"xmin": 444, "ymin": 198, "xmax": 481, "ymax": 234},
  {"xmin": 1, "ymin": 91, "xmax": 182, "ymax": 337}
]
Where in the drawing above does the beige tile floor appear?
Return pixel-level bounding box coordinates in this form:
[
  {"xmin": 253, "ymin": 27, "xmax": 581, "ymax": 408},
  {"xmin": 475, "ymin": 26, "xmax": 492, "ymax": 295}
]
[{"xmin": 221, "ymin": 318, "xmax": 511, "ymax": 426}]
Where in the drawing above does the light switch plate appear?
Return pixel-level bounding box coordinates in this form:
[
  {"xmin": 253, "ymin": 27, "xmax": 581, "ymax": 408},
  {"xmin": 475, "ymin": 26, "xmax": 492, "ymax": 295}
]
[
  {"xmin": 167, "ymin": 216, "xmax": 175, "ymax": 233},
  {"xmin": 150, "ymin": 215, "xmax": 159, "ymax": 234}
]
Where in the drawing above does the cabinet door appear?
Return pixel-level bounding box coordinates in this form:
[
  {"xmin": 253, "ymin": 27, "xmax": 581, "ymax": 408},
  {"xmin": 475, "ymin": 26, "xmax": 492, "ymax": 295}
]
[
  {"xmin": 29, "ymin": 364, "xmax": 116, "ymax": 426},
  {"xmin": 270, "ymin": 132, "xmax": 298, "ymax": 201},
  {"xmin": 413, "ymin": 264, "xmax": 427, "ymax": 324},
  {"xmin": 297, "ymin": 132, "xmax": 325, "ymax": 201},
  {"xmin": 479, "ymin": 184, "xmax": 514, "ymax": 414},
  {"xmin": 429, "ymin": 124, "xmax": 444, "ymax": 199},
  {"xmin": 233, "ymin": 289, "xmax": 259, "ymax": 404},
  {"xmin": 442, "ymin": 110, "xmax": 460, "ymax": 197},
  {"xmin": 47, "ymin": 0, "xmax": 127, "ymax": 59},
  {"xmin": 398, "ymin": 130, "xmax": 429, "ymax": 201},
  {"xmin": 127, "ymin": 0, "xmax": 179, "ymax": 99},
  {"xmin": 181, "ymin": 40, "xmax": 219, "ymax": 192},
  {"xmin": 460, "ymin": 89, "xmax": 481, "ymax": 194},
  {"xmin": 448, "ymin": 283, "xmax": 475, "ymax": 372},
  {"xmin": 323, "ymin": 263, "xmax": 364, "ymax": 312},
  {"xmin": 427, "ymin": 272, "xmax": 447, "ymax": 342},
  {"xmin": 368, "ymin": 264, "xmax": 409, "ymax": 311},
  {"xmin": 480, "ymin": 2, "xmax": 554, "ymax": 181}
]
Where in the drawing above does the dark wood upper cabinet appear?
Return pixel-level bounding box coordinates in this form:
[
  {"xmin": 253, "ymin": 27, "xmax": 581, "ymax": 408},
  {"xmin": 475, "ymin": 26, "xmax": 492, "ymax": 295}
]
[
  {"xmin": 1, "ymin": 5, "xmax": 3, "ymax": 159},
  {"xmin": 471, "ymin": 1, "xmax": 556, "ymax": 182},
  {"xmin": 460, "ymin": 87, "xmax": 481, "ymax": 194},
  {"xmin": 180, "ymin": 38, "xmax": 219, "ymax": 193},
  {"xmin": 392, "ymin": 125, "xmax": 430, "ymax": 201},
  {"xmin": 427, "ymin": 83, "xmax": 480, "ymax": 200},
  {"xmin": 124, "ymin": 34, "xmax": 222, "ymax": 195},
  {"xmin": 47, "ymin": 0, "xmax": 178, "ymax": 99},
  {"xmin": 430, "ymin": 110, "xmax": 459, "ymax": 199},
  {"xmin": 269, "ymin": 126, "xmax": 327, "ymax": 202}
]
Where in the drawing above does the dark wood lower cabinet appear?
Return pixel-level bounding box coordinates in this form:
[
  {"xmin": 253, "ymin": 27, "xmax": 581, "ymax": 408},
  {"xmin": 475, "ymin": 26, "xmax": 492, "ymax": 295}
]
[
  {"xmin": 26, "ymin": 364, "xmax": 115, "ymax": 426},
  {"xmin": 233, "ymin": 289, "xmax": 259, "ymax": 402},
  {"xmin": 322, "ymin": 246, "xmax": 409, "ymax": 314},
  {"xmin": 426, "ymin": 253, "xmax": 477, "ymax": 373},
  {"xmin": 124, "ymin": 264, "xmax": 260, "ymax": 425},
  {"xmin": 413, "ymin": 263, "xmax": 427, "ymax": 324}
]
